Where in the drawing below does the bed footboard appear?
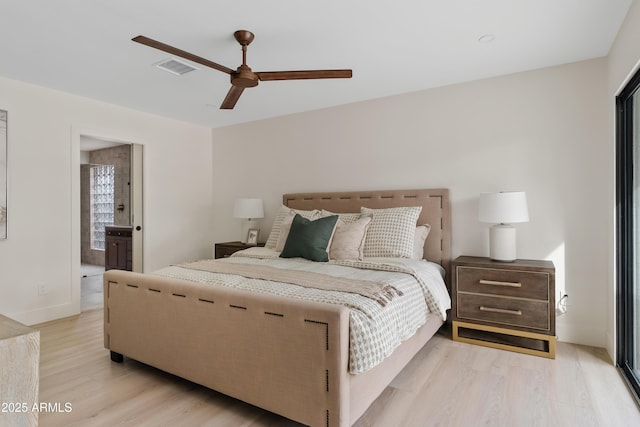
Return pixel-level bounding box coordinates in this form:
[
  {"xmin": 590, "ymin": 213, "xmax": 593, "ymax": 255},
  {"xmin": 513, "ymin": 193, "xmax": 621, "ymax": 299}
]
[{"xmin": 104, "ymin": 269, "xmax": 351, "ymax": 427}]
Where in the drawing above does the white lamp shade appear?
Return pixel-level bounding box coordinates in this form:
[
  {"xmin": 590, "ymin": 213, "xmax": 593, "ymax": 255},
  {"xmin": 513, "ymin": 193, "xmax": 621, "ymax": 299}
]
[
  {"xmin": 233, "ymin": 198, "xmax": 264, "ymax": 219},
  {"xmin": 478, "ymin": 192, "xmax": 529, "ymax": 224}
]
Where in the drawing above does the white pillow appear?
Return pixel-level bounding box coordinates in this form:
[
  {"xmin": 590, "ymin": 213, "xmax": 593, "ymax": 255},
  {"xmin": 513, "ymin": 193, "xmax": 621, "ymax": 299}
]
[
  {"xmin": 412, "ymin": 224, "xmax": 431, "ymax": 259},
  {"xmin": 329, "ymin": 215, "xmax": 372, "ymax": 261},
  {"xmin": 360, "ymin": 206, "xmax": 422, "ymax": 258},
  {"xmin": 265, "ymin": 206, "xmax": 320, "ymax": 249}
]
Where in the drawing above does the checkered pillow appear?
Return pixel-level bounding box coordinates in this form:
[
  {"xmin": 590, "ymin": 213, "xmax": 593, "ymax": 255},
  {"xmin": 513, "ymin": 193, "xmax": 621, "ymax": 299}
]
[
  {"xmin": 360, "ymin": 206, "xmax": 422, "ymax": 258},
  {"xmin": 321, "ymin": 210, "xmax": 361, "ymax": 224},
  {"xmin": 265, "ymin": 205, "xmax": 320, "ymax": 249}
]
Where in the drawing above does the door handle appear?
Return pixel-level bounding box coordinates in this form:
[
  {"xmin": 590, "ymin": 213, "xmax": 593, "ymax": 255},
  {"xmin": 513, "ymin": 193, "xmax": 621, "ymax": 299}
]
[
  {"xmin": 479, "ymin": 306, "xmax": 522, "ymax": 316},
  {"xmin": 479, "ymin": 279, "xmax": 522, "ymax": 288}
]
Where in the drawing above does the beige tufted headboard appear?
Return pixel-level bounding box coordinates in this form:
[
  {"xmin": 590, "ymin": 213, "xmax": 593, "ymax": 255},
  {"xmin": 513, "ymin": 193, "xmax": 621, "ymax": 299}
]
[{"xmin": 283, "ymin": 188, "xmax": 451, "ymax": 284}]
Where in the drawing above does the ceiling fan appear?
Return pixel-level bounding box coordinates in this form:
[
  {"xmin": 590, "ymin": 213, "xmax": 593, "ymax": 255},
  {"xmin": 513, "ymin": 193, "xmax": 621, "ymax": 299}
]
[{"xmin": 132, "ymin": 30, "xmax": 353, "ymax": 110}]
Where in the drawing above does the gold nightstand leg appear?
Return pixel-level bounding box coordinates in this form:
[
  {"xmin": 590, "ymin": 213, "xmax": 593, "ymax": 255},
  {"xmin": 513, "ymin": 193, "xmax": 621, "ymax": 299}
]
[{"xmin": 453, "ymin": 321, "xmax": 555, "ymax": 359}]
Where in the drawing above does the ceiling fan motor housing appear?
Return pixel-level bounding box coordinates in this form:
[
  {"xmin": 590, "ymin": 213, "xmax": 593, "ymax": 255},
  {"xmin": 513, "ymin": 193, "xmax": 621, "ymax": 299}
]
[{"xmin": 232, "ymin": 65, "xmax": 259, "ymax": 88}]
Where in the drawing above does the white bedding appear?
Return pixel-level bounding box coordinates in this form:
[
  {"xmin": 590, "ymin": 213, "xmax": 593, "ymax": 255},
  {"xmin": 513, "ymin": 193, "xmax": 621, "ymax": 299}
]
[{"xmin": 153, "ymin": 247, "xmax": 450, "ymax": 374}]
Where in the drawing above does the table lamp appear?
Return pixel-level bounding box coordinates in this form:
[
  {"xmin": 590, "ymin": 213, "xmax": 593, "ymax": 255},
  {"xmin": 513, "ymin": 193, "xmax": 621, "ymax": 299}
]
[{"xmin": 478, "ymin": 192, "xmax": 529, "ymax": 262}]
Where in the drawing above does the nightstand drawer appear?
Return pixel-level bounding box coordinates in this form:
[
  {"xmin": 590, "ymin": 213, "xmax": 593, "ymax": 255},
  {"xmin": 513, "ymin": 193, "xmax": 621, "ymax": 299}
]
[
  {"xmin": 457, "ymin": 266, "xmax": 549, "ymax": 300},
  {"xmin": 457, "ymin": 293, "xmax": 550, "ymax": 331}
]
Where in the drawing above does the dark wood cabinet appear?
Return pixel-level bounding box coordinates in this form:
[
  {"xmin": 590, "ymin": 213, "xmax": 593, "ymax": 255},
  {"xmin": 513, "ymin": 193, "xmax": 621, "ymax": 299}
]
[
  {"xmin": 105, "ymin": 226, "xmax": 132, "ymax": 271},
  {"xmin": 214, "ymin": 241, "xmax": 264, "ymax": 259},
  {"xmin": 451, "ymin": 256, "xmax": 556, "ymax": 358}
]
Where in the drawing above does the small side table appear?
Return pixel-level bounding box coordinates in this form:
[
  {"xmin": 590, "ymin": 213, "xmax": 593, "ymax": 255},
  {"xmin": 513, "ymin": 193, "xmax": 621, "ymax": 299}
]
[
  {"xmin": 451, "ymin": 256, "xmax": 556, "ymax": 358},
  {"xmin": 214, "ymin": 241, "xmax": 265, "ymax": 259}
]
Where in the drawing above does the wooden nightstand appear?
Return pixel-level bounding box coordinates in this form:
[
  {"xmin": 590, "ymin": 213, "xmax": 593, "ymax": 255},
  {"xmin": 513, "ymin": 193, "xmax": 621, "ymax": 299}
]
[
  {"xmin": 214, "ymin": 241, "xmax": 265, "ymax": 259},
  {"xmin": 451, "ymin": 256, "xmax": 556, "ymax": 358}
]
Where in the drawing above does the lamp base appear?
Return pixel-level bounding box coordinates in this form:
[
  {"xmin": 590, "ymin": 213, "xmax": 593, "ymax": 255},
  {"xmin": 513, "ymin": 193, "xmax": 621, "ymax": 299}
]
[{"xmin": 489, "ymin": 224, "xmax": 517, "ymax": 262}]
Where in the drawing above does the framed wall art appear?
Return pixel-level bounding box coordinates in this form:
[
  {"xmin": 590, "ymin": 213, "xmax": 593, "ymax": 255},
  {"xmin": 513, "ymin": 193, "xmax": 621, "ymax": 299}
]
[{"xmin": 0, "ymin": 110, "xmax": 6, "ymax": 239}]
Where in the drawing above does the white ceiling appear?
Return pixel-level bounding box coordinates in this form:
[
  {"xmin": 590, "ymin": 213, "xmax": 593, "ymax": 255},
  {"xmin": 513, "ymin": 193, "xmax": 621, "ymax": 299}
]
[{"xmin": 0, "ymin": 0, "xmax": 632, "ymax": 129}]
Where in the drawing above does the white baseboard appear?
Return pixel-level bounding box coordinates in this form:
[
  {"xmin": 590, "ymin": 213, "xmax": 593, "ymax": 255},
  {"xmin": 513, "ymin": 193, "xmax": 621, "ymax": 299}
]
[
  {"xmin": 556, "ymin": 322, "xmax": 606, "ymax": 349},
  {"xmin": 605, "ymin": 330, "xmax": 616, "ymax": 364},
  {"xmin": 7, "ymin": 302, "xmax": 81, "ymax": 326}
]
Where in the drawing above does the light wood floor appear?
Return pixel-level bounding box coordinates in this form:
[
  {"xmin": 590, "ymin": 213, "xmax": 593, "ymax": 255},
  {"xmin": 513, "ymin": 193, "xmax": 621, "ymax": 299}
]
[{"xmin": 36, "ymin": 309, "xmax": 640, "ymax": 427}]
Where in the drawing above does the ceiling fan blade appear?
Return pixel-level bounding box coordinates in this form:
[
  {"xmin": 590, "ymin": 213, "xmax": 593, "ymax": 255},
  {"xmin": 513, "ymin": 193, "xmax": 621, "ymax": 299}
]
[
  {"xmin": 256, "ymin": 69, "xmax": 352, "ymax": 81},
  {"xmin": 132, "ymin": 35, "xmax": 235, "ymax": 75},
  {"xmin": 220, "ymin": 86, "xmax": 245, "ymax": 109}
]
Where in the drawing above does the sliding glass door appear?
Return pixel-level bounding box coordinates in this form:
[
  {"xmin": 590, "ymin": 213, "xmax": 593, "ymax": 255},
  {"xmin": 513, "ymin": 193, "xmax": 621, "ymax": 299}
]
[{"xmin": 616, "ymin": 66, "xmax": 640, "ymax": 403}]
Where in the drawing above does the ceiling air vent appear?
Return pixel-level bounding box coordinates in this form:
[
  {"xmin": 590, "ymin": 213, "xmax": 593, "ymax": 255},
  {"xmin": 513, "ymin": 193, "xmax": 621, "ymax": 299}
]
[{"xmin": 154, "ymin": 58, "xmax": 198, "ymax": 75}]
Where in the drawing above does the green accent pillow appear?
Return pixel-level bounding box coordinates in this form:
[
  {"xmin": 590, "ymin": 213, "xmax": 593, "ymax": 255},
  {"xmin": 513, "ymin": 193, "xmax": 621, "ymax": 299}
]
[{"xmin": 280, "ymin": 214, "xmax": 339, "ymax": 262}]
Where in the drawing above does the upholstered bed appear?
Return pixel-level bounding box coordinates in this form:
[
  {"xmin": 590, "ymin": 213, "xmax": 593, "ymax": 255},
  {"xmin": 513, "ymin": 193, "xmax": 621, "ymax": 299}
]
[{"xmin": 103, "ymin": 188, "xmax": 451, "ymax": 426}]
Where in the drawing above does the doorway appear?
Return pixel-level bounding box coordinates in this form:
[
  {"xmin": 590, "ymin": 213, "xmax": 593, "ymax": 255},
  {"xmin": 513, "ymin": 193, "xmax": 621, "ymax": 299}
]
[
  {"xmin": 78, "ymin": 136, "xmax": 143, "ymax": 311},
  {"xmin": 616, "ymin": 65, "xmax": 640, "ymax": 404}
]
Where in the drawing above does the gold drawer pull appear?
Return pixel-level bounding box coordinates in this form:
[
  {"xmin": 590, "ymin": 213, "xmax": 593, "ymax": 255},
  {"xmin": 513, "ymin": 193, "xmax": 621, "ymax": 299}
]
[
  {"xmin": 479, "ymin": 279, "xmax": 522, "ymax": 288},
  {"xmin": 479, "ymin": 306, "xmax": 522, "ymax": 316}
]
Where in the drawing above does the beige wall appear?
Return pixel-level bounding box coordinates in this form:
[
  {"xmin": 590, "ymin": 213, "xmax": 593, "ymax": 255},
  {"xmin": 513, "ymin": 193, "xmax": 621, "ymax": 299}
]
[
  {"xmin": 213, "ymin": 58, "xmax": 609, "ymax": 347},
  {"xmin": 0, "ymin": 75, "xmax": 213, "ymax": 325}
]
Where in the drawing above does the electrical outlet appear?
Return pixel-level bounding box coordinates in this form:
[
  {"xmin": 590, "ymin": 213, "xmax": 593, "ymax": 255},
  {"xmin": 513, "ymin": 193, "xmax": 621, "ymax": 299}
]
[
  {"xmin": 38, "ymin": 283, "xmax": 48, "ymax": 296},
  {"xmin": 556, "ymin": 293, "xmax": 568, "ymax": 316}
]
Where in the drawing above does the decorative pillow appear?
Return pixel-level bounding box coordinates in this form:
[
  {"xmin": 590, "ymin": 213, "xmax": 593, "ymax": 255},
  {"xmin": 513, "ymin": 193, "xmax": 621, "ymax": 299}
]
[
  {"xmin": 412, "ymin": 224, "xmax": 431, "ymax": 260},
  {"xmin": 275, "ymin": 210, "xmax": 297, "ymax": 252},
  {"xmin": 280, "ymin": 214, "xmax": 339, "ymax": 262},
  {"xmin": 265, "ymin": 206, "xmax": 320, "ymax": 249},
  {"xmin": 360, "ymin": 206, "xmax": 422, "ymax": 258},
  {"xmin": 321, "ymin": 209, "xmax": 361, "ymax": 224},
  {"xmin": 329, "ymin": 215, "xmax": 372, "ymax": 261}
]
